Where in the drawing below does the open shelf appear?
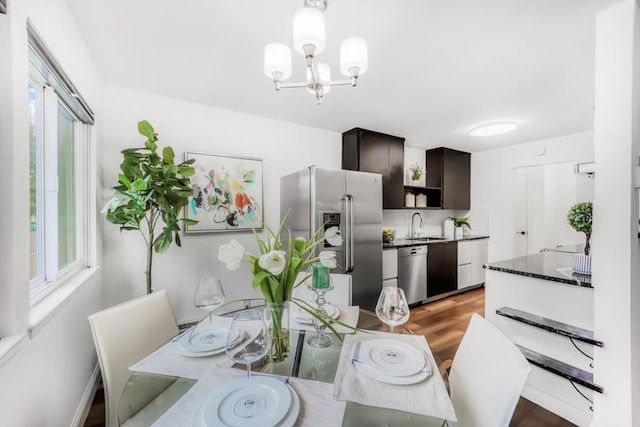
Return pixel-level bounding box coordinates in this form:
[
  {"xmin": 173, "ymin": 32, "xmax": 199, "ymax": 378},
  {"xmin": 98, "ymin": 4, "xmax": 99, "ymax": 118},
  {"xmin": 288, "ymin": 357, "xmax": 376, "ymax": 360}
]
[
  {"xmin": 403, "ymin": 185, "xmax": 442, "ymax": 209},
  {"xmin": 517, "ymin": 345, "xmax": 603, "ymax": 393},
  {"xmin": 496, "ymin": 306, "xmax": 603, "ymax": 347}
]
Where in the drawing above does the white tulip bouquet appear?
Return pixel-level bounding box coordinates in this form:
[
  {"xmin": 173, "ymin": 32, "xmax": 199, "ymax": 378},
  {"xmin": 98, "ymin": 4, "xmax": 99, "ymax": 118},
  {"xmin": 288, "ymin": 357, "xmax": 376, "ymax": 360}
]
[
  {"xmin": 217, "ymin": 218, "xmax": 343, "ymax": 362},
  {"xmin": 218, "ymin": 221, "xmax": 342, "ymax": 304}
]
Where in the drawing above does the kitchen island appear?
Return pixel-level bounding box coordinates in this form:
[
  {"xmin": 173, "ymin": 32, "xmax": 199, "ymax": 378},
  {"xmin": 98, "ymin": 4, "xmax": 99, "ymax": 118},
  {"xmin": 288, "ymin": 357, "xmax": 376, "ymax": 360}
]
[{"xmin": 485, "ymin": 251, "xmax": 601, "ymax": 426}]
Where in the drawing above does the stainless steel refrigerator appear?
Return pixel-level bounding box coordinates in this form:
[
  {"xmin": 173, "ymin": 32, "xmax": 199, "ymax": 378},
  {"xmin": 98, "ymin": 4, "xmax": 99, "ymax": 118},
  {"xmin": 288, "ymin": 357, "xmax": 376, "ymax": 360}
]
[{"xmin": 280, "ymin": 166, "xmax": 383, "ymax": 311}]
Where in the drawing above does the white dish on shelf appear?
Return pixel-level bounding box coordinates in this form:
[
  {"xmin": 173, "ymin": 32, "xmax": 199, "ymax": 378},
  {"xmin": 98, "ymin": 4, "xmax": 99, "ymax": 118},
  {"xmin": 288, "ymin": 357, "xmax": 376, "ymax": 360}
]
[{"xmin": 359, "ymin": 339, "xmax": 426, "ymax": 377}]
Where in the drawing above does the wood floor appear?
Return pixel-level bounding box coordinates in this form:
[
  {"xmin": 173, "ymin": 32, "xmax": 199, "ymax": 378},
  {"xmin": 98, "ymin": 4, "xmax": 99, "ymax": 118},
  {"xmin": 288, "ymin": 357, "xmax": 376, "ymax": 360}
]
[{"xmin": 84, "ymin": 287, "xmax": 575, "ymax": 426}]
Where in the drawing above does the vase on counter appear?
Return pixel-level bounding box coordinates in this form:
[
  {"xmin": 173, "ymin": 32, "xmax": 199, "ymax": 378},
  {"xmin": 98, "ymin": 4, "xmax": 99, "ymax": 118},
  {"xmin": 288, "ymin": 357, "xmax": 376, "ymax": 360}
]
[
  {"xmin": 444, "ymin": 218, "xmax": 454, "ymax": 237},
  {"xmin": 572, "ymin": 254, "xmax": 592, "ymax": 275},
  {"xmin": 454, "ymin": 227, "xmax": 463, "ymax": 239}
]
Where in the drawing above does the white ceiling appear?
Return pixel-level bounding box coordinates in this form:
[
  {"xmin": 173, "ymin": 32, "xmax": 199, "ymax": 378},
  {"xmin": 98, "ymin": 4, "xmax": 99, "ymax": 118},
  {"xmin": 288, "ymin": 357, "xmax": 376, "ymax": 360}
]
[{"xmin": 66, "ymin": 0, "xmax": 622, "ymax": 152}]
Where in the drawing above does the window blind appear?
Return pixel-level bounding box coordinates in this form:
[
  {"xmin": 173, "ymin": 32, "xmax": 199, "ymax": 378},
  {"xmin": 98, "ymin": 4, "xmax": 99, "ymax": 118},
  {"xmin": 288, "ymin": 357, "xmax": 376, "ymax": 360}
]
[{"xmin": 27, "ymin": 20, "xmax": 94, "ymax": 124}]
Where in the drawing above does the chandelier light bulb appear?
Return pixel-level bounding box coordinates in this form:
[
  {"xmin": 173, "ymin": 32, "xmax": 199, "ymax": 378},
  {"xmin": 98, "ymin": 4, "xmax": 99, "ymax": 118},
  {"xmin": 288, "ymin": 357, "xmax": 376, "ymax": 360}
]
[
  {"xmin": 293, "ymin": 7, "xmax": 326, "ymax": 55},
  {"xmin": 264, "ymin": 43, "xmax": 292, "ymax": 80},
  {"xmin": 340, "ymin": 37, "xmax": 368, "ymax": 77}
]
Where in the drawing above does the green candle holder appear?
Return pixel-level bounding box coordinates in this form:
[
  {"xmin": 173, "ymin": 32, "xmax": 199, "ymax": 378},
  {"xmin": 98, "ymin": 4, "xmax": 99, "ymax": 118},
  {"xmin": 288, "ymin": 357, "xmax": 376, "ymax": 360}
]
[{"xmin": 312, "ymin": 263, "xmax": 331, "ymax": 290}]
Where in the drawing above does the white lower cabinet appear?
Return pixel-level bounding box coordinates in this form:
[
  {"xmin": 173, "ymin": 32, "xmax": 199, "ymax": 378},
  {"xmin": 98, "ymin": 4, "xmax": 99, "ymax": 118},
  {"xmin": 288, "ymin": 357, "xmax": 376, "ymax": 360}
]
[
  {"xmin": 383, "ymin": 249, "xmax": 398, "ymax": 289},
  {"xmin": 457, "ymin": 239, "xmax": 489, "ymax": 289},
  {"xmin": 383, "ymin": 278, "xmax": 398, "ymax": 288}
]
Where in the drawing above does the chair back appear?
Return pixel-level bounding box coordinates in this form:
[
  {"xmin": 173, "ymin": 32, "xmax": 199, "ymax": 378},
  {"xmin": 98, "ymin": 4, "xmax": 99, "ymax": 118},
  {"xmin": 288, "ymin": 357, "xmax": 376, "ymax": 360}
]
[
  {"xmin": 292, "ymin": 272, "xmax": 352, "ymax": 306},
  {"xmin": 88, "ymin": 290, "xmax": 179, "ymax": 427},
  {"xmin": 448, "ymin": 313, "xmax": 531, "ymax": 427}
]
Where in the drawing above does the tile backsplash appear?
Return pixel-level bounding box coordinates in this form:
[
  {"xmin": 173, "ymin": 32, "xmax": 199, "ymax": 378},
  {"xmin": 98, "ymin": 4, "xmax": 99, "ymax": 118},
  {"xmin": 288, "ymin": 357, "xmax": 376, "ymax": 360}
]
[{"xmin": 382, "ymin": 209, "xmax": 489, "ymax": 239}]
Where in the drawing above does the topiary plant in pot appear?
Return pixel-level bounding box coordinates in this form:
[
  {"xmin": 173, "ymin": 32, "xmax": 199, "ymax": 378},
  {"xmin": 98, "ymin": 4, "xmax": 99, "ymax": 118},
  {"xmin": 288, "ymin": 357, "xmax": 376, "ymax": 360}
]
[
  {"xmin": 103, "ymin": 120, "xmax": 198, "ymax": 294},
  {"xmin": 567, "ymin": 201, "xmax": 592, "ymax": 274}
]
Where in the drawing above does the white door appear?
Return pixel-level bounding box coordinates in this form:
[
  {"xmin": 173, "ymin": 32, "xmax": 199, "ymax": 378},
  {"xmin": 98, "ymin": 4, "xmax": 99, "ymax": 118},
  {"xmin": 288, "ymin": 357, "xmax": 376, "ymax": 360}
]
[{"xmin": 513, "ymin": 172, "xmax": 528, "ymax": 257}]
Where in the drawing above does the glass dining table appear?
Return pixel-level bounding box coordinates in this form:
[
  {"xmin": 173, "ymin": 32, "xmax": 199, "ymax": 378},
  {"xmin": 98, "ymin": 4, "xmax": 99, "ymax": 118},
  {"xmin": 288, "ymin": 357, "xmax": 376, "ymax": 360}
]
[{"xmin": 119, "ymin": 308, "xmax": 449, "ymax": 427}]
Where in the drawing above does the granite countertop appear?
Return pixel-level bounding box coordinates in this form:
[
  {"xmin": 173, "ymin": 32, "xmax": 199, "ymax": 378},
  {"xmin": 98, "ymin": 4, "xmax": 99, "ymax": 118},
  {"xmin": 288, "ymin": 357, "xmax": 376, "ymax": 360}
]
[
  {"xmin": 383, "ymin": 235, "xmax": 490, "ymax": 249},
  {"xmin": 486, "ymin": 251, "xmax": 592, "ymax": 288}
]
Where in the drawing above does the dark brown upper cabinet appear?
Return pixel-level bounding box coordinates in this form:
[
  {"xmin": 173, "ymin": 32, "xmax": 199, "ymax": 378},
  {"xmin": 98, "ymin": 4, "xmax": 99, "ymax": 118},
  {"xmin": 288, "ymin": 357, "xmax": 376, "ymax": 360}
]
[
  {"xmin": 426, "ymin": 147, "xmax": 471, "ymax": 210},
  {"xmin": 342, "ymin": 128, "xmax": 405, "ymax": 209}
]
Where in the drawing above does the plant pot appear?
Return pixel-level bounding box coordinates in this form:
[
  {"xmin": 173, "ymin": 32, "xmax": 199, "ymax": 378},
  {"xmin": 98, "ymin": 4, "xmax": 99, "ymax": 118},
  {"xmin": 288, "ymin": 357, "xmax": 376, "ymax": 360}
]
[
  {"xmin": 264, "ymin": 301, "xmax": 290, "ymax": 363},
  {"xmin": 454, "ymin": 227, "xmax": 463, "ymax": 239},
  {"xmin": 572, "ymin": 254, "xmax": 592, "ymax": 275}
]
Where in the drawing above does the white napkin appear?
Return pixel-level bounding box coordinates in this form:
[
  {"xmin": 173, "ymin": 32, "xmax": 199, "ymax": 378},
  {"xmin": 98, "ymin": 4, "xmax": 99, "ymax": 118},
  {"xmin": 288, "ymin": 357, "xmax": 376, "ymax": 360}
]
[
  {"xmin": 332, "ymin": 332, "xmax": 457, "ymax": 422},
  {"xmin": 291, "ymin": 305, "xmax": 360, "ymax": 334},
  {"xmin": 151, "ymin": 369, "xmax": 346, "ymax": 427}
]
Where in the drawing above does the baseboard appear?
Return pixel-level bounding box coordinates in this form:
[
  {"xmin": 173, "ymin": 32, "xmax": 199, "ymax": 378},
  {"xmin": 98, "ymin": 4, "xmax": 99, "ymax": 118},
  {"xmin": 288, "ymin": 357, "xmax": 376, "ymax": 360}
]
[
  {"xmin": 71, "ymin": 363, "xmax": 101, "ymax": 427},
  {"xmin": 523, "ymin": 384, "xmax": 592, "ymax": 426}
]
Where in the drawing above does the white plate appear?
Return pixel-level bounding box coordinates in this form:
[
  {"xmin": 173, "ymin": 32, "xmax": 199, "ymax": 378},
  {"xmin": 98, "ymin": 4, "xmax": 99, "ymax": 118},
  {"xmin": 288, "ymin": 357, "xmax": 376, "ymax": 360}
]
[
  {"xmin": 200, "ymin": 376, "xmax": 292, "ymax": 427},
  {"xmin": 178, "ymin": 326, "xmax": 240, "ymax": 353},
  {"xmin": 293, "ymin": 304, "xmax": 339, "ymax": 322},
  {"xmin": 354, "ymin": 360, "xmax": 430, "ymax": 385},
  {"xmin": 359, "ymin": 339, "xmax": 426, "ymax": 377},
  {"xmin": 176, "ymin": 331, "xmax": 246, "ymax": 358},
  {"xmin": 278, "ymin": 384, "xmax": 300, "ymax": 427}
]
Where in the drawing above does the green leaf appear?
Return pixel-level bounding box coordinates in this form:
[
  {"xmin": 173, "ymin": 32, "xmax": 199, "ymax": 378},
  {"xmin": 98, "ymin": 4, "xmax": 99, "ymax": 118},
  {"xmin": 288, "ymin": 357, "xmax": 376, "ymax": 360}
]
[
  {"xmin": 252, "ymin": 271, "xmax": 271, "ymax": 287},
  {"xmin": 182, "ymin": 218, "xmax": 198, "ymax": 226},
  {"xmin": 138, "ymin": 120, "xmax": 155, "ymax": 140},
  {"xmin": 162, "ymin": 146, "xmax": 175, "ymax": 164}
]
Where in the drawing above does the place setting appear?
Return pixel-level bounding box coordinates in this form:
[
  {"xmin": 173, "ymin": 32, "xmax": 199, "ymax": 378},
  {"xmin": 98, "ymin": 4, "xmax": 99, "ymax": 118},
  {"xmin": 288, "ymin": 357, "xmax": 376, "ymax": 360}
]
[{"xmin": 331, "ymin": 287, "xmax": 457, "ymax": 421}]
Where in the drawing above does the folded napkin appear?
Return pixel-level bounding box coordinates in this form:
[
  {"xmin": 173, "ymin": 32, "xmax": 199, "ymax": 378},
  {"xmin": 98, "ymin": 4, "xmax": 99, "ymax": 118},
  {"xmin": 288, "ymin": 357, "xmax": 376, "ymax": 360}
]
[
  {"xmin": 151, "ymin": 368, "xmax": 346, "ymax": 427},
  {"xmin": 130, "ymin": 316, "xmax": 243, "ymax": 380},
  {"xmin": 291, "ymin": 305, "xmax": 360, "ymax": 334},
  {"xmin": 332, "ymin": 332, "xmax": 457, "ymax": 422}
]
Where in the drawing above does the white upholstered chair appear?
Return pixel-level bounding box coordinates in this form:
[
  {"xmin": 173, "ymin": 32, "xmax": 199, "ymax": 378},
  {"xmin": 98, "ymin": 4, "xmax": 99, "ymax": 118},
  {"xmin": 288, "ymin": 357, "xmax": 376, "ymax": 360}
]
[
  {"xmin": 88, "ymin": 290, "xmax": 179, "ymax": 427},
  {"xmin": 446, "ymin": 313, "xmax": 531, "ymax": 427},
  {"xmin": 292, "ymin": 272, "xmax": 352, "ymax": 306}
]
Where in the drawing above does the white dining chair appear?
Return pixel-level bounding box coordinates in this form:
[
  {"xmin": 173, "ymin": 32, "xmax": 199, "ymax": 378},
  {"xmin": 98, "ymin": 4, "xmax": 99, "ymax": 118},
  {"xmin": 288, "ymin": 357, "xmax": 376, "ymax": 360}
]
[
  {"xmin": 292, "ymin": 272, "xmax": 352, "ymax": 306},
  {"xmin": 88, "ymin": 290, "xmax": 179, "ymax": 427},
  {"xmin": 445, "ymin": 313, "xmax": 531, "ymax": 427}
]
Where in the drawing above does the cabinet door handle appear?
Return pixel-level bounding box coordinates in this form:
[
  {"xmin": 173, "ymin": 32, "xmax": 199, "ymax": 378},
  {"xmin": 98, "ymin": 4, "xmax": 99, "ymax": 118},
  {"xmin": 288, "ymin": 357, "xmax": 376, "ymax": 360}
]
[{"xmin": 515, "ymin": 231, "xmax": 526, "ymax": 235}]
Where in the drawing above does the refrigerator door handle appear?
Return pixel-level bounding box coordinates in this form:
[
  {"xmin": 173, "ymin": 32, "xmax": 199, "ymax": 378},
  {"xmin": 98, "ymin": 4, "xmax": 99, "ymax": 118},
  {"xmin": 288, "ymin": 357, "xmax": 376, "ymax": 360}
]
[{"xmin": 345, "ymin": 194, "xmax": 355, "ymax": 272}]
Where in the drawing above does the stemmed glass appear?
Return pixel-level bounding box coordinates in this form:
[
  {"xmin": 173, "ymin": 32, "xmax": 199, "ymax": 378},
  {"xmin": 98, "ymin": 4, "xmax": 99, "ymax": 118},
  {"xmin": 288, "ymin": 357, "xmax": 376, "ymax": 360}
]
[
  {"xmin": 225, "ymin": 307, "xmax": 269, "ymax": 379},
  {"xmin": 194, "ymin": 277, "xmax": 226, "ymax": 324},
  {"xmin": 375, "ymin": 287, "xmax": 410, "ymax": 333},
  {"xmin": 307, "ymin": 263, "xmax": 334, "ymax": 348}
]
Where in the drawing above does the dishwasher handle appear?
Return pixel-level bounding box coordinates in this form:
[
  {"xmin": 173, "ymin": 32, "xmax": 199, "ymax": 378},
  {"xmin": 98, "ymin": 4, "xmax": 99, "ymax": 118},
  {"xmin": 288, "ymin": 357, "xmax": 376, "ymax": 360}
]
[{"xmin": 398, "ymin": 246, "xmax": 428, "ymax": 257}]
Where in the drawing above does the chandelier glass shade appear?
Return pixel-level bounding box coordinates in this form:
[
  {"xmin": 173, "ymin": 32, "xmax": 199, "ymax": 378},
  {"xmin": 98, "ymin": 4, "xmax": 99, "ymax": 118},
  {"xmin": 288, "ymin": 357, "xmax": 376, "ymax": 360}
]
[{"xmin": 264, "ymin": 1, "xmax": 368, "ymax": 104}]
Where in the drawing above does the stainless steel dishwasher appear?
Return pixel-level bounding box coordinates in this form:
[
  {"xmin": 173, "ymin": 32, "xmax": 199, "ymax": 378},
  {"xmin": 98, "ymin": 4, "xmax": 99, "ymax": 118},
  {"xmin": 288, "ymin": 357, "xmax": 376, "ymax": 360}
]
[{"xmin": 397, "ymin": 246, "xmax": 428, "ymax": 305}]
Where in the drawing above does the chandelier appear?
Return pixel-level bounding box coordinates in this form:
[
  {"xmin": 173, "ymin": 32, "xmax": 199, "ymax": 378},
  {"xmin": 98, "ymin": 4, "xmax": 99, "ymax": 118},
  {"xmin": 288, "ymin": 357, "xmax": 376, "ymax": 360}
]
[{"xmin": 263, "ymin": 0, "xmax": 368, "ymax": 104}]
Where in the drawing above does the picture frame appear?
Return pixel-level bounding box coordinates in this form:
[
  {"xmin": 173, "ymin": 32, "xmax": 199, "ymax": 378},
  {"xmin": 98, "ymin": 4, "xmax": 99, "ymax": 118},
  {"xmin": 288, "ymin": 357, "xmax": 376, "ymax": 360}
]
[{"xmin": 184, "ymin": 152, "xmax": 264, "ymax": 233}]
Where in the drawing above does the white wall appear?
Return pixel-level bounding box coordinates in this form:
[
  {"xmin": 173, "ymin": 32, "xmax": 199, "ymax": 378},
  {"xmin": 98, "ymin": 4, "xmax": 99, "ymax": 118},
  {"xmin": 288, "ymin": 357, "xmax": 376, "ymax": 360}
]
[
  {"xmin": 0, "ymin": 0, "xmax": 104, "ymax": 426},
  {"xmin": 100, "ymin": 86, "xmax": 342, "ymax": 322},
  {"xmin": 592, "ymin": 1, "xmax": 640, "ymax": 425},
  {"xmin": 471, "ymin": 130, "xmax": 594, "ymax": 262}
]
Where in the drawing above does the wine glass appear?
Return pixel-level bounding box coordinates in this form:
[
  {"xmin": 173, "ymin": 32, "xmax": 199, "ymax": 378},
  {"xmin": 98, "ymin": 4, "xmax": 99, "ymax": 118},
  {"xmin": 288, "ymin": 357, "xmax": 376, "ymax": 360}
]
[
  {"xmin": 194, "ymin": 277, "xmax": 225, "ymax": 324},
  {"xmin": 375, "ymin": 287, "xmax": 410, "ymax": 333},
  {"xmin": 225, "ymin": 307, "xmax": 269, "ymax": 379}
]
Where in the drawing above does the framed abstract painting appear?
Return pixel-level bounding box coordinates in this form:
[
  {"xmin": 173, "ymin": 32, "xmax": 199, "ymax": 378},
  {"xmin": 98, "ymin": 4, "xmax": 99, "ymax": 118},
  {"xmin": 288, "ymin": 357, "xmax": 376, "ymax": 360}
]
[{"xmin": 184, "ymin": 152, "xmax": 263, "ymax": 233}]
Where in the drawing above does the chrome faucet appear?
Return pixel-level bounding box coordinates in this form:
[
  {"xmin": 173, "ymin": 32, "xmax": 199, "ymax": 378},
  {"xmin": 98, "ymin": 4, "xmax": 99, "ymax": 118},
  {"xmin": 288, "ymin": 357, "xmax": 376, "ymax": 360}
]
[{"xmin": 410, "ymin": 212, "xmax": 423, "ymax": 238}]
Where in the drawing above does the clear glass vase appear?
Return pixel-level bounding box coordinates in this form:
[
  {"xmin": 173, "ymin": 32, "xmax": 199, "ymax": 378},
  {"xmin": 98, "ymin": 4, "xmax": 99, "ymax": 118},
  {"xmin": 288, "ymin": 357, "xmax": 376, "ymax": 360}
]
[{"xmin": 264, "ymin": 301, "xmax": 290, "ymax": 363}]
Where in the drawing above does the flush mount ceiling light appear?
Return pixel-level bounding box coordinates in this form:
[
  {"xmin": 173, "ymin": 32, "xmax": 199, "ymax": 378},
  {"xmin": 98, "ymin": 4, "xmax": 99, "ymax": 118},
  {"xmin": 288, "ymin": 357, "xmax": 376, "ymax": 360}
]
[
  {"xmin": 468, "ymin": 122, "xmax": 518, "ymax": 137},
  {"xmin": 264, "ymin": 0, "xmax": 368, "ymax": 105}
]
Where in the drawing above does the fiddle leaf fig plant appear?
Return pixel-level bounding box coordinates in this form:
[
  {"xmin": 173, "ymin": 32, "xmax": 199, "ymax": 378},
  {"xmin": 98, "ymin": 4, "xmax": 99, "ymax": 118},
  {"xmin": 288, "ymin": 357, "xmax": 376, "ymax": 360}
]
[
  {"xmin": 567, "ymin": 201, "xmax": 592, "ymax": 256},
  {"xmin": 103, "ymin": 120, "xmax": 198, "ymax": 294}
]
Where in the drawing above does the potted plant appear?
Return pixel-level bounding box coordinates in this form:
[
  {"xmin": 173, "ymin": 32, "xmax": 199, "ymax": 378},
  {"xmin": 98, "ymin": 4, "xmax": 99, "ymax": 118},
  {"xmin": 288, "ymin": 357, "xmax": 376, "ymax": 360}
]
[
  {"xmin": 452, "ymin": 217, "xmax": 471, "ymax": 238},
  {"xmin": 408, "ymin": 163, "xmax": 424, "ymax": 184},
  {"xmin": 567, "ymin": 201, "xmax": 593, "ymax": 274},
  {"xmin": 103, "ymin": 120, "xmax": 198, "ymax": 294}
]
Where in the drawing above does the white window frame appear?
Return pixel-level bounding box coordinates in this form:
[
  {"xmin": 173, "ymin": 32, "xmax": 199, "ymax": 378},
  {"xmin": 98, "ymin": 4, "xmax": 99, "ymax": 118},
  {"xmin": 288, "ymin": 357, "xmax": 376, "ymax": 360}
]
[{"xmin": 28, "ymin": 69, "xmax": 90, "ymax": 305}]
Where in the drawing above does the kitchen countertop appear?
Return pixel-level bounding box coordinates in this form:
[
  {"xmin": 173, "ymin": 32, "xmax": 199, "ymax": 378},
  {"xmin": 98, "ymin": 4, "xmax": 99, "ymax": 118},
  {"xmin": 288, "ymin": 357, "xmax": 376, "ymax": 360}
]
[
  {"xmin": 486, "ymin": 251, "xmax": 592, "ymax": 288},
  {"xmin": 383, "ymin": 235, "xmax": 489, "ymax": 249}
]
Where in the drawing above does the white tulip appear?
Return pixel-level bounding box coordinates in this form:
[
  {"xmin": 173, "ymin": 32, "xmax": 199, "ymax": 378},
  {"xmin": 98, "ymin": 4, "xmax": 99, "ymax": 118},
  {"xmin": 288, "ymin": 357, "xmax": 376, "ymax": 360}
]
[
  {"xmin": 324, "ymin": 226, "xmax": 343, "ymax": 247},
  {"xmin": 258, "ymin": 250, "xmax": 287, "ymax": 275},
  {"xmin": 218, "ymin": 239, "xmax": 245, "ymax": 271},
  {"xmin": 319, "ymin": 250, "xmax": 338, "ymax": 268}
]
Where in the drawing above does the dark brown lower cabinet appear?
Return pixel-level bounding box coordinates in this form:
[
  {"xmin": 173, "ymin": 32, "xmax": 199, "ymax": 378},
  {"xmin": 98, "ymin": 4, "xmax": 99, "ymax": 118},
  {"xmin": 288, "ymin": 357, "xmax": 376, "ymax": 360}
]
[{"xmin": 427, "ymin": 242, "xmax": 458, "ymax": 297}]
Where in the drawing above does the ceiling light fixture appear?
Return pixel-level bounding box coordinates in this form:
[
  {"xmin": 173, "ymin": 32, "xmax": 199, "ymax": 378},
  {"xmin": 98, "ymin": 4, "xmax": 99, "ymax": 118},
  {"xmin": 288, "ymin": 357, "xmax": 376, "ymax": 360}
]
[
  {"xmin": 468, "ymin": 122, "xmax": 518, "ymax": 137},
  {"xmin": 264, "ymin": 0, "xmax": 368, "ymax": 105}
]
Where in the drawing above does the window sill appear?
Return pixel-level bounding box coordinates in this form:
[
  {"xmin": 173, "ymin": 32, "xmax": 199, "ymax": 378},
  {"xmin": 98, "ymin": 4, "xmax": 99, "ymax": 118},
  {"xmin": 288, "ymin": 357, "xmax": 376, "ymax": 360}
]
[{"xmin": 29, "ymin": 265, "xmax": 101, "ymax": 336}]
